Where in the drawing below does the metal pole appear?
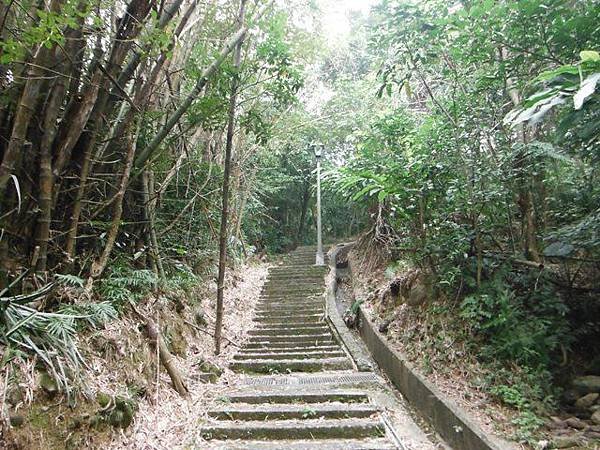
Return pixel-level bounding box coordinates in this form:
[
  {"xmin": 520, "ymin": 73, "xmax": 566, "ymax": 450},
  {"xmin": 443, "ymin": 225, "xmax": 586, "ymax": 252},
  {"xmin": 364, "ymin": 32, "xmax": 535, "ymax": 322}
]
[{"xmin": 316, "ymin": 156, "xmax": 324, "ymax": 265}]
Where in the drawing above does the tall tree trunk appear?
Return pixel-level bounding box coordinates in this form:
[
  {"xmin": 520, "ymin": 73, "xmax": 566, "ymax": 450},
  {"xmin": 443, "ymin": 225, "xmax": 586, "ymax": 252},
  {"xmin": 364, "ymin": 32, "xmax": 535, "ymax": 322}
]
[
  {"xmin": 52, "ymin": 0, "xmax": 153, "ymax": 181},
  {"xmin": 0, "ymin": 0, "xmax": 65, "ymax": 197},
  {"xmin": 35, "ymin": 84, "xmax": 62, "ymax": 273},
  {"xmin": 296, "ymin": 182, "xmax": 310, "ymax": 245},
  {"xmin": 214, "ymin": 0, "xmax": 247, "ymax": 355},
  {"xmin": 502, "ymin": 48, "xmax": 540, "ymax": 262},
  {"xmin": 86, "ymin": 120, "xmax": 141, "ymax": 288},
  {"xmin": 145, "ymin": 170, "xmax": 165, "ymax": 281}
]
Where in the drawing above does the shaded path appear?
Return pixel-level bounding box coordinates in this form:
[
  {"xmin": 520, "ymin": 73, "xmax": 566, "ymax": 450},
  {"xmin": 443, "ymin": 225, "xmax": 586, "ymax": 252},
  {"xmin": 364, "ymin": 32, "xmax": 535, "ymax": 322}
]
[{"xmin": 200, "ymin": 246, "xmax": 435, "ymax": 449}]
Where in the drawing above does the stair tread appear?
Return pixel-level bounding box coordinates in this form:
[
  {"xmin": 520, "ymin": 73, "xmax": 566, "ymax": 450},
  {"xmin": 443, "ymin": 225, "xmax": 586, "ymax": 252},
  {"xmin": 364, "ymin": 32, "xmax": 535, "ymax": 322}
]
[
  {"xmin": 210, "ymin": 403, "xmax": 379, "ymax": 414},
  {"xmin": 215, "ymin": 438, "xmax": 396, "ymax": 450}
]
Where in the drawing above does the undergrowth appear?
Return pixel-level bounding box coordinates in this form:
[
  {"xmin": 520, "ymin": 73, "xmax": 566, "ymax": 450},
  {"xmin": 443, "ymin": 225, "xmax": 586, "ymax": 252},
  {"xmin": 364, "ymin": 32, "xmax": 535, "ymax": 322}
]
[
  {"xmin": 377, "ymin": 255, "xmax": 573, "ymax": 445},
  {"xmin": 1, "ymin": 260, "xmax": 201, "ymax": 398}
]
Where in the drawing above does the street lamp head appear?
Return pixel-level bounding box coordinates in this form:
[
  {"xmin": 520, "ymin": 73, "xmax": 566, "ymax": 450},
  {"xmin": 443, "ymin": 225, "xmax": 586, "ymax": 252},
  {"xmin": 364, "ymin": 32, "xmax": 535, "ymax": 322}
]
[{"xmin": 314, "ymin": 144, "xmax": 322, "ymax": 159}]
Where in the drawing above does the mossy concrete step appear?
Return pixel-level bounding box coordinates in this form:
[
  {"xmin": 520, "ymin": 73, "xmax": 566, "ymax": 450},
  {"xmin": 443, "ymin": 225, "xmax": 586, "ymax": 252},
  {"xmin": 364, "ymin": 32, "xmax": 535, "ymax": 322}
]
[
  {"xmin": 256, "ymin": 301, "xmax": 325, "ymax": 313},
  {"xmin": 244, "ymin": 341, "xmax": 335, "ymax": 350},
  {"xmin": 253, "ymin": 324, "xmax": 329, "ymax": 332},
  {"xmin": 267, "ymin": 268, "xmax": 326, "ymax": 273},
  {"xmin": 252, "ymin": 317, "xmax": 325, "ymax": 325},
  {"xmin": 256, "ymin": 301, "xmax": 324, "ymax": 308},
  {"xmin": 253, "ymin": 320, "xmax": 326, "ymax": 328},
  {"xmin": 253, "ymin": 314, "xmax": 324, "ymax": 324},
  {"xmin": 248, "ymin": 326, "xmax": 330, "ymax": 336},
  {"xmin": 234, "ymin": 350, "xmax": 345, "ymax": 360},
  {"xmin": 264, "ymin": 280, "xmax": 323, "ymax": 285},
  {"xmin": 247, "ymin": 332, "xmax": 332, "ymax": 342},
  {"xmin": 254, "ymin": 308, "xmax": 324, "ymax": 316},
  {"xmin": 208, "ymin": 403, "xmax": 379, "ymax": 420},
  {"xmin": 246, "ymin": 339, "xmax": 334, "ymax": 349},
  {"xmin": 221, "ymin": 438, "xmax": 396, "ymax": 450},
  {"xmin": 261, "ymin": 290, "xmax": 323, "ymax": 296},
  {"xmin": 239, "ymin": 345, "xmax": 341, "ymax": 354},
  {"xmin": 257, "ymin": 298, "xmax": 322, "ymax": 304},
  {"xmin": 254, "ymin": 311, "xmax": 324, "ymax": 319},
  {"xmin": 256, "ymin": 302, "xmax": 323, "ymax": 309},
  {"xmin": 262, "ymin": 280, "xmax": 325, "ymax": 293},
  {"xmin": 260, "ymin": 292, "xmax": 322, "ymax": 298},
  {"xmin": 259, "ymin": 294, "xmax": 323, "ymax": 300},
  {"xmin": 266, "ymin": 275, "xmax": 326, "ymax": 282},
  {"xmin": 230, "ymin": 357, "xmax": 352, "ymax": 373},
  {"xmin": 201, "ymin": 418, "xmax": 384, "ymax": 440},
  {"xmin": 223, "ymin": 390, "xmax": 370, "ymax": 404},
  {"xmin": 260, "ymin": 293, "xmax": 322, "ymax": 299}
]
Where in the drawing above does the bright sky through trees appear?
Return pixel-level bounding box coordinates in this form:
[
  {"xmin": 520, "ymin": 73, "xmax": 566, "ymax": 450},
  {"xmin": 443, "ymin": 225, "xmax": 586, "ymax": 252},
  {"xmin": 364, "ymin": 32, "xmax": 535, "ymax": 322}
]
[{"xmin": 321, "ymin": 0, "xmax": 377, "ymax": 41}]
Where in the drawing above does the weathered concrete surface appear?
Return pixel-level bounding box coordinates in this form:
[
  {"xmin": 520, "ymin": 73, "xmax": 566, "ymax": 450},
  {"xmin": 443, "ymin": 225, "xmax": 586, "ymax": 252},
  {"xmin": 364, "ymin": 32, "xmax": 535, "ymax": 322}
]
[{"xmin": 326, "ymin": 243, "xmax": 374, "ymax": 372}]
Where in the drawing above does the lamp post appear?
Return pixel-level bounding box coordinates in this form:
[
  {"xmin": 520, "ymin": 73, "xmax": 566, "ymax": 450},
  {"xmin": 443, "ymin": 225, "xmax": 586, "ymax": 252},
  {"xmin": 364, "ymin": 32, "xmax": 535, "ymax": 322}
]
[{"xmin": 314, "ymin": 144, "xmax": 324, "ymax": 266}]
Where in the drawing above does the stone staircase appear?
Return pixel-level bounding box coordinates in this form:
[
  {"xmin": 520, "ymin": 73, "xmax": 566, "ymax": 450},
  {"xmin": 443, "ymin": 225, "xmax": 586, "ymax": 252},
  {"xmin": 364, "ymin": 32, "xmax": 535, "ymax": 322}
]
[{"xmin": 200, "ymin": 246, "xmax": 398, "ymax": 449}]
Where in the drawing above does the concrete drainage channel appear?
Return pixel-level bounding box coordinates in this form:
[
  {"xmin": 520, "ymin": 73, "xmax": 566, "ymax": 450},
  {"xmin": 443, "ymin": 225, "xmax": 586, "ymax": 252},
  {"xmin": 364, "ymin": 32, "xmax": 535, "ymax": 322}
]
[{"xmin": 198, "ymin": 245, "xmax": 430, "ymax": 449}]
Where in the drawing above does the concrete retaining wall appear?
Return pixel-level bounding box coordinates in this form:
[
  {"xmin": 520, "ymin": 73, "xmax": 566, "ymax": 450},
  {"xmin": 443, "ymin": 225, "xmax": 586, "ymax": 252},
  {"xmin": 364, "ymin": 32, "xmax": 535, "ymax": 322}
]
[{"xmin": 356, "ymin": 309, "xmax": 506, "ymax": 450}]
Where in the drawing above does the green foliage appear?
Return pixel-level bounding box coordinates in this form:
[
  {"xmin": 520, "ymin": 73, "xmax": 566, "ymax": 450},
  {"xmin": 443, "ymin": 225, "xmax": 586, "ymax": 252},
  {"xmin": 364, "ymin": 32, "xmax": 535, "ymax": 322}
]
[
  {"xmin": 1, "ymin": 297, "xmax": 117, "ymax": 396},
  {"xmin": 162, "ymin": 264, "xmax": 199, "ymax": 294},
  {"xmin": 507, "ymin": 50, "xmax": 600, "ymax": 164},
  {"xmin": 0, "ymin": 0, "xmax": 92, "ymax": 64},
  {"xmin": 97, "ymin": 267, "xmax": 157, "ymax": 308},
  {"xmin": 55, "ymin": 274, "xmax": 85, "ymax": 288},
  {"xmin": 460, "ymin": 268, "xmax": 570, "ymax": 368}
]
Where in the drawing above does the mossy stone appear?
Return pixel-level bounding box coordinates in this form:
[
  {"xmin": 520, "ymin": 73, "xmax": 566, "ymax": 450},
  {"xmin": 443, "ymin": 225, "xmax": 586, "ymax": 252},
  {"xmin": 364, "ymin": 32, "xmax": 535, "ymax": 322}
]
[
  {"xmin": 38, "ymin": 372, "xmax": 58, "ymax": 397},
  {"xmin": 96, "ymin": 392, "xmax": 111, "ymax": 408},
  {"xmin": 198, "ymin": 359, "xmax": 223, "ymax": 377}
]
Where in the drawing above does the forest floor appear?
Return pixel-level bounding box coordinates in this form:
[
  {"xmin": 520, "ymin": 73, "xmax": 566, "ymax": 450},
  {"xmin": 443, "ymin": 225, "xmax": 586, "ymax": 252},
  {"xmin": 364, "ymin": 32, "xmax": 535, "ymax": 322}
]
[{"xmin": 1, "ymin": 261, "xmax": 269, "ymax": 449}]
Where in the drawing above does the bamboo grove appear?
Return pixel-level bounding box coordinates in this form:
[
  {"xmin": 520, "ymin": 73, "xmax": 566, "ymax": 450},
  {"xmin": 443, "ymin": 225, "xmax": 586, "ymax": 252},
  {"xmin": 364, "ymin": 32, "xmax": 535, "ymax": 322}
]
[{"xmin": 0, "ymin": 1, "xmax": 305, "ymax": 284}]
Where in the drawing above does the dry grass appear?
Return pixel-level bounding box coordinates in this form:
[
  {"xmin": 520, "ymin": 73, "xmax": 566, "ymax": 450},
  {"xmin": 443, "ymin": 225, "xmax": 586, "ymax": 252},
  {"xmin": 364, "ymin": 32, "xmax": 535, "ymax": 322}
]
[
  {"xmin": 107, "ymin": 261, "xmax": 269, "ymax": 449},
  {"xmin": 1, "ymin": 261, "xmax": 269, "ymax": 449}
]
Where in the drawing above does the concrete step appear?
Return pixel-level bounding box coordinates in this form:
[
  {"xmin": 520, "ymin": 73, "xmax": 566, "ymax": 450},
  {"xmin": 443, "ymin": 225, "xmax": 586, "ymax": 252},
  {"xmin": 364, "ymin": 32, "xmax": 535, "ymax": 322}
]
[
  {"xmin": 247, "ymin": 333, "xmax": 333, "ymax": 343},
  {"xmin": 257, "ymin": 299, "xmax": 323, "ymax": 305},
  {"xmin": 252, "ymin": 318, "xmax": 325, "ymax": 326},
  {"xmin": 253, "ymin": 320, "xmax": 326, "ymax": 328},
  {"xmin": 256, "ymin": 303, "xmax": 322, "ymax": 310},
  {"xmin": 239, "ymin": 344, "xmax": 341, "ymax": 353},
  {"xmin": 220, "ymin": 438, "xmax": 396, "ymax": 450},
  {"xmin": 201, "ymin": 418, "xmax": 385, "ymax": 441},
  {"xmin": 254, "ymin": 311, "xmax": 325, "ymax": 322},
  {"xmin": 266, "ymin": 275, "xmax": 326, "ymax": 281},
  {"xmin": 234, "ymin": 349, "xmax": 345, "ymax": 360},
  {"xmin": 201, "ymin": 418, "xmax": 384, "ymax": 441},
  {"xmin": 208, "ymin": 403, "xmax": 379, "ymax": 420},
  {"xmin": 259, "ymin": 295, "xmax": 321, "ymax": 301},
  {"xmin": 261, "ymin": 291, "xmax": 323, "ymax": 297},
  {"xmin": 255, "ymin": 302, "xmax": 324, "ymax": 310},
  {"xmin": 253, "ymin": 323, "xmax": 329, "ymax": 331},
  {"xmin": 248, "ymin": 326, "xmax": 330, "ymax": 336},
  {"xmin": 255, "ymin": 303, "xmax": 323, "ymax": 312},
  {"xmin": 263, "ymin": 285, "xmax": 323, "ymax": 290},
  {"xmin": 222, "ymin": 390, "xmax": 370, "ymax": 404},
  {"xmin": 268, "ymin": 268, "xmax": 326, "ymax": 273},
  {"xmin": 258, "ymin": 297, "xmax": 322, "ymax": 304},
  {"xmin": 230, "ymin": 357, "xmax": 352, "ymax": 373},
  {"xmin": 260, "ymin": 292, "xmax": 323, "ymax": 298},
  {"xmin": 254, "ymin": 308, "xmax": 324, "ymax": 316},
  {"xmin": 253, "ymin": 317, "xmax": 324, "ymax": 326},
  {"xmin": 244, "ymin": 340, "xmax": 335, "ymax": 350}
]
